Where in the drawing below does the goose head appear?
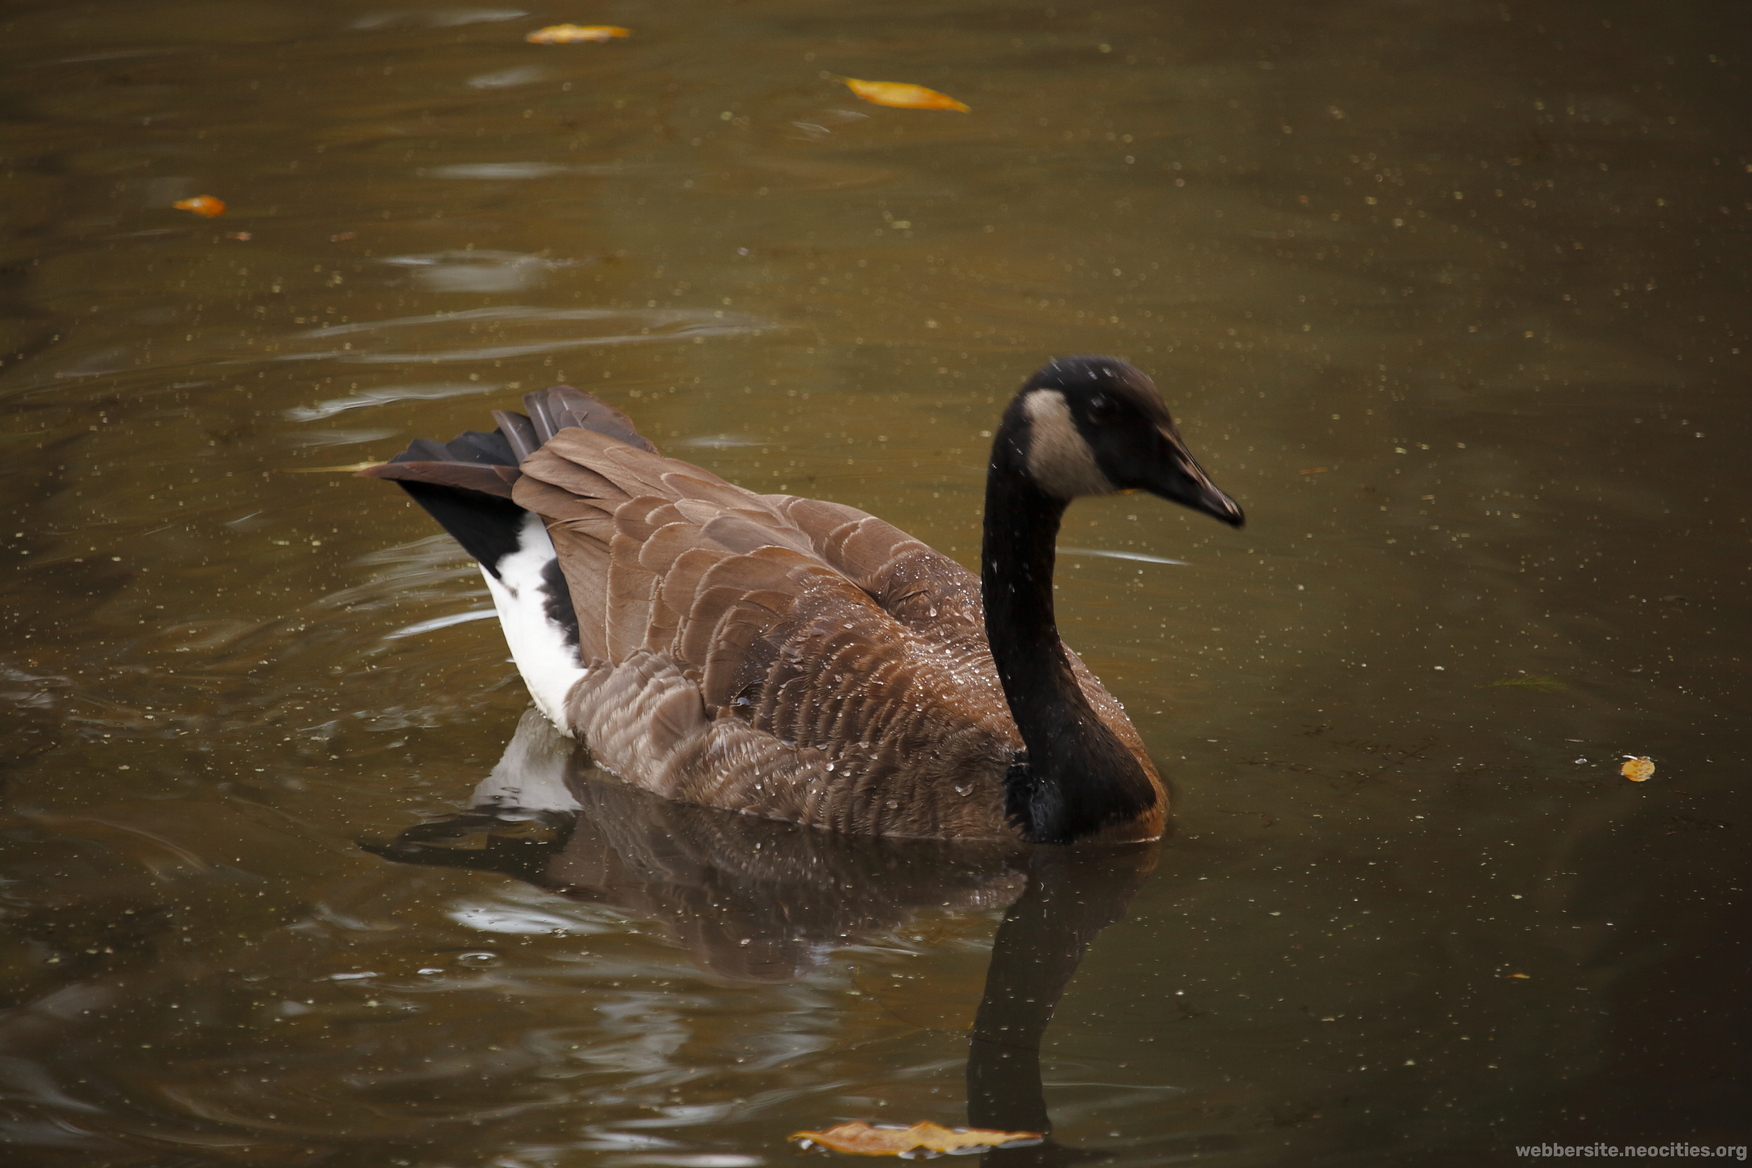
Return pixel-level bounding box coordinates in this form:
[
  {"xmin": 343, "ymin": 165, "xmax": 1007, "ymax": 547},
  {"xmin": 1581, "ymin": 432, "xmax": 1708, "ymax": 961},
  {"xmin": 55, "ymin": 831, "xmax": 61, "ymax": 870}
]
[{"xmin": 1006, "ymin": 355, "xmax": 1244, "ymax": 527}]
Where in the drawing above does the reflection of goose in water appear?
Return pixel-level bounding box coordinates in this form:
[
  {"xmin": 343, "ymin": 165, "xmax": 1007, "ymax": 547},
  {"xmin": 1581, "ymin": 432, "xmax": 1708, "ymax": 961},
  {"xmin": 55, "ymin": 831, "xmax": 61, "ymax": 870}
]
[
  {"xmin": 364, "ymin": 358, "xmax": 1240, "ymax": 845},
  {"xmin": 372, "ymin": 710, "xmax": 1155, "ymax": 1157},
  {"xmin": 375, "ymin": 709, "xmax": 1027, "ymax": 982}
]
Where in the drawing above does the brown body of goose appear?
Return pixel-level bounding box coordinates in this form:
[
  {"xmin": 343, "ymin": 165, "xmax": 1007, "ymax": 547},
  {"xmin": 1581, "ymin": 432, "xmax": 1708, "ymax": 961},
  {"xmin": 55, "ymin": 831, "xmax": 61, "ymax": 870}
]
[{"xmin": 362, "ymin": 356, "xmax": 1242, "ymax": 845}]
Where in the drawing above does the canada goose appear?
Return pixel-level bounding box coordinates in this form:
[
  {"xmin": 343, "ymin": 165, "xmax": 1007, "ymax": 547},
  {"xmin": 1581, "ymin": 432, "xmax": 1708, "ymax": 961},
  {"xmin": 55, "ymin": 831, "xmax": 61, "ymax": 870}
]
[{"xmin": 362, "ymin": 356, "xmax": 1242, "ymax": 845}]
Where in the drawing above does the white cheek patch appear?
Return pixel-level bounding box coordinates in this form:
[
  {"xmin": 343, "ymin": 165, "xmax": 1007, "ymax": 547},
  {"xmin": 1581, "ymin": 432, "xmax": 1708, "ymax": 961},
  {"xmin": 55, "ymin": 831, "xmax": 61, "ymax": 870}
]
[{"xmin": 1022, "ymin": 389, "xmax": 1115, "ymax": 499}]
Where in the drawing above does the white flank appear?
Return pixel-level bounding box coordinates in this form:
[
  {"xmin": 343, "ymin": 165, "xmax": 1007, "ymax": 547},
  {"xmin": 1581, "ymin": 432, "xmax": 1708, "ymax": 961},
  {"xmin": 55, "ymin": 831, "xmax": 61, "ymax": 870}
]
[{"xmin": 481, "ymin": 512, "xmax": 587, "ymax": 732}]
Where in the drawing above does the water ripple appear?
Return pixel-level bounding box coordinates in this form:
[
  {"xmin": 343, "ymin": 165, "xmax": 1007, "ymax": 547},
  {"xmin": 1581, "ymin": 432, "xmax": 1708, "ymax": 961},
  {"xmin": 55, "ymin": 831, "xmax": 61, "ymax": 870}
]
[{"xmin": 277, "ymin": 305, "xmax": 770, "ymax": 367}]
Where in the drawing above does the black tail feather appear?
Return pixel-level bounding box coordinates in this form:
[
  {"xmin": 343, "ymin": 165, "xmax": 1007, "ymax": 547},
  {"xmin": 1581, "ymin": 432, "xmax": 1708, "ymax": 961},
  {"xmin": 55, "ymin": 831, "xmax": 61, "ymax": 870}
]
[
  {"xmin": 397, "ymin": 481, "xmax": 529, "ymax": 578},
  {"xmin": 390, "ymin": 428, "xmax": 519, "ymax": 468},
  {"xmin": 360, "ymin": 385, "xmax": 657, "ymax": 579}
]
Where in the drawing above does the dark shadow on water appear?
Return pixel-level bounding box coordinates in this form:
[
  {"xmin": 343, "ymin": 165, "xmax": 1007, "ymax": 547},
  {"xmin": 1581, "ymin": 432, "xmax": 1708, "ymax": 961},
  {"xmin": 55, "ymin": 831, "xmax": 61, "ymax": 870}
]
[{"xmin": 370, "ymin": 708, "xmax": 1158, "ymax": 1161}]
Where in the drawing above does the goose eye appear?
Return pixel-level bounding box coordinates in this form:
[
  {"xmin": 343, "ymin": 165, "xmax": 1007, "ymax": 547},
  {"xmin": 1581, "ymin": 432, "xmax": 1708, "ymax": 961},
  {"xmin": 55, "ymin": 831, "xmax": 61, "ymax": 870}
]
[{"xmin": 1087, "ymin": 393, "xmax": 1115, "ymax": 420}]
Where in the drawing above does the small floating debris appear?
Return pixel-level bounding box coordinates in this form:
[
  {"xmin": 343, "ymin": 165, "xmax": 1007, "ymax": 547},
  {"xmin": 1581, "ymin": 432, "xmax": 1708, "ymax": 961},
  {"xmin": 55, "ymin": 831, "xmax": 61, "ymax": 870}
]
[
  {"xmin": 791, "ymin": 1120, "xmax": 1041, "ymax": 1158},
  {"xmin": 840, "ymin": 78, "xmax": 969, "ymax": 112},
  {"xmin": 526, "ymin": 24, "xmax": 629, "ymax": 43},
  {"xmin": 174, "ymin": 195, "xmax": 226, "ymax": 218}
]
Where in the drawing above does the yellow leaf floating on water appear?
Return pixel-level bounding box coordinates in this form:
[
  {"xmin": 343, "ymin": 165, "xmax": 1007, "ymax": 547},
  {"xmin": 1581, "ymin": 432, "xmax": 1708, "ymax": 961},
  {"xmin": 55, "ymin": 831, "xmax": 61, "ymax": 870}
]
[
  {"xmin": 1620, "ymin": 755, "xmax": 1655, "ymax": 783},
  {"xmin": 526, "ymin": 24, "xmax": 630, "ymax": 43},
  {"xmin": 841, "ymin": 78, "xmax": 970, "ymax": 111},
  {"xmin": 173, "ymin": 195, "xmax": 226, "ymax": 218},
  {"xmin": 791, "ymin": 1121, "xmax": 1041, "ymax": 1157}
]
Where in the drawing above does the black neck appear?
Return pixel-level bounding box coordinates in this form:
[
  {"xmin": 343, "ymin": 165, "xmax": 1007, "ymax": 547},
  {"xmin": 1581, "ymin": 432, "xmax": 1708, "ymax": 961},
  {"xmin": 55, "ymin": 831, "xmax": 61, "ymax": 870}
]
[
  {"xmin": 980, "ymin": 426, "xmax": 1157, "ymax": 844},
  {"xmin": 981, "ymin": 447, "xmax": 1079, "ymax": 739}
]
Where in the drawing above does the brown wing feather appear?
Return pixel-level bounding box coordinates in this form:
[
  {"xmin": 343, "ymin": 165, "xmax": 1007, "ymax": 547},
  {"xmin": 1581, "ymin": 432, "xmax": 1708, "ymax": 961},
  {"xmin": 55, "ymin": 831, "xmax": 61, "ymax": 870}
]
[
  {"xmin": 510, "ymin": 424, "xmax": 1023, "ymax": 837},
  {"xmin": 603, "ymin": 531, "xmax": 659, "ymax": 664},
  {"xmin": 522, "ymin": 386, "xmax": 656, "ymax": 454},
  {"xmin": 772, "ymin": 499, "xmax": 989, "ymax": 656}
]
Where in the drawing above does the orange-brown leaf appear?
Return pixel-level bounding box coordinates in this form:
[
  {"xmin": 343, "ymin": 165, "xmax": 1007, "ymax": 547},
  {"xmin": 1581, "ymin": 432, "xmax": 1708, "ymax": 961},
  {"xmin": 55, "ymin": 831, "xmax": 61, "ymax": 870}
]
[
  {"xmin": 791, "ymin": 1121, "xmax": 1040, "ymax": 1157},
  {"xmin": 842, "ymin": 78, "xmax": 969, "ymax": 112},
  {"xmin": 526, "ymin": 24, "xmax": 629, "ymax": 43},
  {"xmin": 1620, "ymin": 755, "xmax": 1655, "ymax": 783},
  {"xmin": 173, "ymin": 196, "xmax": 226, "ymax": 218}
]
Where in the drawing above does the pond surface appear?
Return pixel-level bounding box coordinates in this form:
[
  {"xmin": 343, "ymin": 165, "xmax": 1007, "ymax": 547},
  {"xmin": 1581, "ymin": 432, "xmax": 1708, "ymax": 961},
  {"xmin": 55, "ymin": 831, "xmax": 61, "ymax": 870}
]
[{"xmin": 2, "ymin": 1, "xmax": 1749, "ymax": 1164}]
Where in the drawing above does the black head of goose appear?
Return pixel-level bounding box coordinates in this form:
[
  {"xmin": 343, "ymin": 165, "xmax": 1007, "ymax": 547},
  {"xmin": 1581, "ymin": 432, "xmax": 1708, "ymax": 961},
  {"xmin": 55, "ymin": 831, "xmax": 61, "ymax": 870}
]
[{"xmin": 362, "ymin": 355, "xmax": 1241, "ymax": 845}]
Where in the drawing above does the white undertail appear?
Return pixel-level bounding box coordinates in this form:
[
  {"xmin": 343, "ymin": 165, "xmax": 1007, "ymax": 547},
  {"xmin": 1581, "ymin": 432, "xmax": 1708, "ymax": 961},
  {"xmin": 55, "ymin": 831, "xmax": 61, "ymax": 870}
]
[{"xmin": 481, "ymin": 511, "xmax": 588, "ymax": 732}]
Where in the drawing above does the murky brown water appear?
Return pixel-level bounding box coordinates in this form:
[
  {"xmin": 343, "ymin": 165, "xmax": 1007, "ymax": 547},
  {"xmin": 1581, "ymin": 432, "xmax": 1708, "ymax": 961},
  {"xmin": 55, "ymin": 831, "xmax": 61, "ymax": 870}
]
[{"xmin": 3, "ymin": 1, "xmax": 1749, "ymax": 1164}]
